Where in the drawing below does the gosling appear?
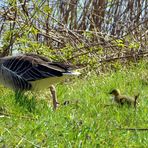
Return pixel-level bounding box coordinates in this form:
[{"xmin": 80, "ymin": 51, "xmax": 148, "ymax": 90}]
[{"xmin": 109, "ymin": 89, "xmax": 139, "ymax": 107}]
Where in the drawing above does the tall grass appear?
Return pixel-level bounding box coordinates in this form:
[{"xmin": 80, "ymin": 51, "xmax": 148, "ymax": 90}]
[{"xmin": 0, "ymin": 60, "xmax": 148, "ymax": 147}]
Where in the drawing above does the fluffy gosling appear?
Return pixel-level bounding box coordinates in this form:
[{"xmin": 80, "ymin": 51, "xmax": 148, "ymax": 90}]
[{"xmin": 109, "ymin": 89, "xmax": 139, "ymax": 108}]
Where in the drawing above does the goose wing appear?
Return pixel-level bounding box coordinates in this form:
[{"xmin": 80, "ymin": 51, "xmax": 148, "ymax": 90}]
[
  {"xmin": 0, "ymin": 54, "xmax": 69, "ymax": 90},
  {"xmin": 1, "ymin": 55, "xmax": 67, "ymax": 81}
]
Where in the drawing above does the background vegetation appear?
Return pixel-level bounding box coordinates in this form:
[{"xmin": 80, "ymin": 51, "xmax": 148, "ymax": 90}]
[
  {"xmin": 0, "ymin": 0, "xmax": 148, "ymax": 147},
  {"xmin": 0, "ymin": 0, "xmax": 147, "ymax": 68}
]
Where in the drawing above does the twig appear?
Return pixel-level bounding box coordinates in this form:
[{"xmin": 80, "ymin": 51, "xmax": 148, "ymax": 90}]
[
  {"xmin": 99, "ymin": 52, "xmax": 148, "ymax": 63},
  {"xmin": 0, "ymin": 111, "xmax": 36, "ymax": 120},
  {"xmin": 118, "ymin": 128, "xmax": 148, "ymax": 131}
]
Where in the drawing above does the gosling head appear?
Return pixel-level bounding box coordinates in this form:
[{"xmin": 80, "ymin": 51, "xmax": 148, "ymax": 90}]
[{"xmin": 109, "ymin": 89, "xmax": 120, "ymax": 96}]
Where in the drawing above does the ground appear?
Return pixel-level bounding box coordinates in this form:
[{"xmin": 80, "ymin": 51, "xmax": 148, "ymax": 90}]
[{"xmin": 0, "ymin": 60, "xmax": 148, "ymax": 147}]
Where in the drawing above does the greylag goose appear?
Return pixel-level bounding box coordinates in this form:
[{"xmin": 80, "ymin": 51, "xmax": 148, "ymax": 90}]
[
  {"xmin": 109, "ymin": 89, "xmax": 139, "ymax": 107},
  {"xmin": 0, "ymin": 53, "xmax": 80, "ymax": 109}
]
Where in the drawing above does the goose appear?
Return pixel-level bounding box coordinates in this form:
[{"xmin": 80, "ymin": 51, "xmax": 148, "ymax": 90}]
[
  {"xmin": 109, "ymin": 89, "xmax": 139, "ymax": 107},
  {"xmin": 0, "ymin": 53, "xmax": 80, "ymax": 110}
]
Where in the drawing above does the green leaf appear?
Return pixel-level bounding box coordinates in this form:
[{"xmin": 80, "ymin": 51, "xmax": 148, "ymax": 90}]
[{"xmin": 43, "ymin": 5, "xmax": 52, "ymax": 13}]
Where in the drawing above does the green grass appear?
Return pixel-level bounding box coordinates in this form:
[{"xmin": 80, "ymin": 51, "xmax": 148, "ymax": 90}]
[{"xmin": 0, "ymin": 60, "xmax": 148, "ymax": 147}]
